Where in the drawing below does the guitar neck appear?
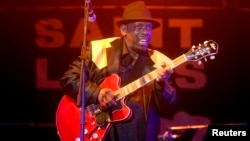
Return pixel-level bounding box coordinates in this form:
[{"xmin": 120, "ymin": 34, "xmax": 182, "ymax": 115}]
[{"xmin": 115, "ymin": 54, "xmax": 187, "ymax": 100}]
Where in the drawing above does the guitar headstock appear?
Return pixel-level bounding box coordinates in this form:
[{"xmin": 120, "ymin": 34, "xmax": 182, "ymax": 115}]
[{"xmin": 185, "ymin": 40, "xmax": 219, "ymax": 63}]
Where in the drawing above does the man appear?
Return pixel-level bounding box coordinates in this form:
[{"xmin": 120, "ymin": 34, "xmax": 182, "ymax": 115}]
[{"xmin": 59, "ymin": 1, "xmax": 177, "ymax": 141}]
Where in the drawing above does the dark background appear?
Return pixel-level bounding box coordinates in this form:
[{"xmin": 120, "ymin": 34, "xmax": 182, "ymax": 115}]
[{"xmin": 0, "ymin": 0, "xmax": 249, "ymax": 141}]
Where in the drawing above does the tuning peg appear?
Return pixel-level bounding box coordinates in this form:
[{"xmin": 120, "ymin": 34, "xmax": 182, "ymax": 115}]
[
  {"xmin": 210, "ymin": 56, "xmax": 215, "ymax": 60},
  {"xmin": 198, "ymin": 60, "xmax": 202, "ymax": 65},
  {"xmin": 204, "ymin": 57, "xmax": 207, "ymax": 62},
  {"xmin": 191, "ymin": 45, "xmax": 196, "ymax": 51}
]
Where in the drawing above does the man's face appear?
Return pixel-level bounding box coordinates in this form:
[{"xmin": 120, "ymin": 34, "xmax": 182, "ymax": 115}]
[{"xmin": 122, "ymin": 21, "xmax": 153, "ymax": 53}]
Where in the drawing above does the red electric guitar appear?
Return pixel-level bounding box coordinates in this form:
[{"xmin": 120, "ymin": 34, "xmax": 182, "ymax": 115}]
[{"xmin": 56, "ymin": 40, "xmax": 218, "ymax": 141}]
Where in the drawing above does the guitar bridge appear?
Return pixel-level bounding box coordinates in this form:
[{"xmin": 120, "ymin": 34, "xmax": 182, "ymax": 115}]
[
  {"xmin": 86, "ymin": 104, "xmax": 99, "ymax": 117},
  {"xmin": 96, "ymin": 111, "xmax": 111, "ymax": 127},
  {"xmin": 86, "ymin": 104, "xmax": 111, "ymax": 127}
]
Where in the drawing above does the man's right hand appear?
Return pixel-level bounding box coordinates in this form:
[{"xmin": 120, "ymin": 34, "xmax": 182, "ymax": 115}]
[{"xmin": 98, "ymin": 88, "xmax": 117, "ymax": 108}]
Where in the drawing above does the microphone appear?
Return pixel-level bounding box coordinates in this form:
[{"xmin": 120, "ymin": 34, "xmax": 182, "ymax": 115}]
[{"xmin": 86, "ymin": 0, "xmax": 96, "ymax": 22}]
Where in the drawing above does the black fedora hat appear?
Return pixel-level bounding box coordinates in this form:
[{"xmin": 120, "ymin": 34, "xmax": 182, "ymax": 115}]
[{"xmin": 116, "ymin": 1, "xmax": 160, "ymax": 29}]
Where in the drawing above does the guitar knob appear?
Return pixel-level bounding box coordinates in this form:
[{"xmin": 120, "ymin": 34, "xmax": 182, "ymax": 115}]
[
  {"xmin": 91, "ymin": 120, "xmax": 96, "ymax": 125},
  {"xmin": 84, "ymin": 129, "xmax": 88, "ymax": 135},
  {"xmin": 92, "ymin": 133, "xmax": 99, "ymax": 139}
]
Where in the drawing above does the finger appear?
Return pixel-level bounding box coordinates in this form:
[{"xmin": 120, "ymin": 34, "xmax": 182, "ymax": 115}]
[
  {"xmin": 164, "ymin": 64, "xmax": 174, "ymax": 74},
  {"xmin": 160, "ymin": 62, "xmax": 166, "ymax": 68},
  {"xmin": 110, "ymin": 100, "xmax": 117, "ymax": 106},
  {"xmin": 106, "ymin": 101, "xmax": 117, "ymax": 108},
  {"xmin": 106, "ymin": 96, "xmax": 117, "ymax": 107}
]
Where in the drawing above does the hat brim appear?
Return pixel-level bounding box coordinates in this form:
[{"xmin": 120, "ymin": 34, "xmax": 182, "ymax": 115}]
[{"xmin": 116, "ymin": 19, "xmax": 160, "ymax": 29}]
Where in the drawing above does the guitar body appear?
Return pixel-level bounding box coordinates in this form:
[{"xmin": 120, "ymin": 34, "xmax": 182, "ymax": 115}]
[{"xmin": 56, "ymin": 74, "xmax": 132, "ymax": 141}]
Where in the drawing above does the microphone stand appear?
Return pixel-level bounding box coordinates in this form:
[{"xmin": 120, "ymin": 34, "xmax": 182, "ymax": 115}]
[{"xmin": 77, "ymin": 0, "xmax": 91, "ymax": 141}]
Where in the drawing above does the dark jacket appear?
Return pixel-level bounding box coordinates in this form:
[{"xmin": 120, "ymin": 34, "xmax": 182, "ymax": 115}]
[{"xmin": 59, "ymin": 37, "xmax": 177, "ymax": 141}]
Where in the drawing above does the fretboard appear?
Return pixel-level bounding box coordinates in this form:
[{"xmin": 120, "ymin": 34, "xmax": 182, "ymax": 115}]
[{"xmin": 115, "ymin": 54, "xmax": 187, "ymax": 100}]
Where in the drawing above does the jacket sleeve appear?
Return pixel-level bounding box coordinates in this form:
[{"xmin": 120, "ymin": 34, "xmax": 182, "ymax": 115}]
[
  {"xmin": 59, "ymin": 57, "xmax": 102, "ymax": 106},
  {"xmin": 147, "ymin": 49, "xmax": 178, "ymax": 115},
  {"xmin": 152, "ymin": 76, "xmax": 178, "ymax": 115},
  {"xmin": 59, "ymin": 37, "xmax": 119, "ymax": 106}
]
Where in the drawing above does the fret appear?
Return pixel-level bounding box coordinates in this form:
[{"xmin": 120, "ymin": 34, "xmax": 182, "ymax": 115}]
[
  {"xmin": 143, "ymin": 73, "xmax": 151, "ymax": 83},
  {"xmin": 131, "ymin": 81, "xmax": 138, "ymax": 91},
  {"xmin": 147, "ymin": 70, "xmax": 157, "ymax": 81},
  {"xmin": 115, "ymin": 69, "xmax": 158, "ymax": 101},
  {"xmin": 116, "ymin": 89, "xmax": 125, "ymax": 100},
  {"xmin": 171, "ymin": 54, "xmax": 187, "ymax": 68},
  {"xmin": 135, "ymin": 79, "xmax": 141, "ymax": 88},
  {"xmin": 139, "ymin": 75, "xmax": 147, "ymax": 85},
  {"xmin": 123, "ymin": 87, "xmax": 129, "ymax": 96},
  {"xmin": 125, "ymin": 84, "xmax": 132, "ymax": 95}
]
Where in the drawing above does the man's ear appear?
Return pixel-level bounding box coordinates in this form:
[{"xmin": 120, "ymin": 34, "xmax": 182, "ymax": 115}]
[{"xmin": 120, "ymin": 24, "xmax": 127, "ymax": 36}]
